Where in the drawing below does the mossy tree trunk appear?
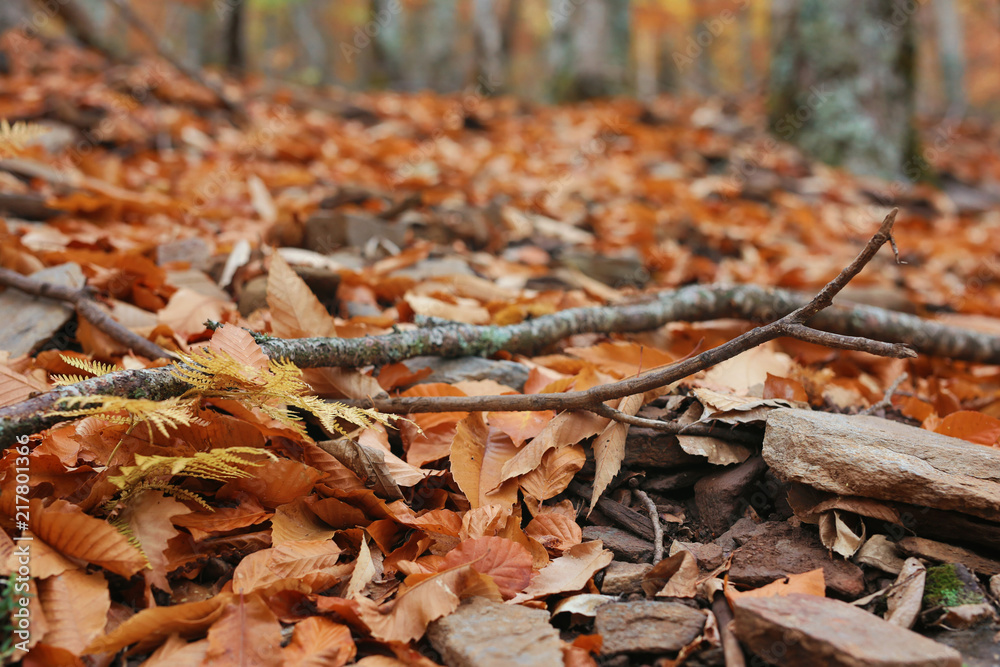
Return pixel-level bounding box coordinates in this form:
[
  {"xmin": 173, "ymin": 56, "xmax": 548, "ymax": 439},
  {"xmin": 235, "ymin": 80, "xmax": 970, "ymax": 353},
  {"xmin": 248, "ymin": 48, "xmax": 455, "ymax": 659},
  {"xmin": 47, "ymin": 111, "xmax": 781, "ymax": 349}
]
[{"xmin": 768, "ymin": 0, "xmax": 921, "ymax": 180}]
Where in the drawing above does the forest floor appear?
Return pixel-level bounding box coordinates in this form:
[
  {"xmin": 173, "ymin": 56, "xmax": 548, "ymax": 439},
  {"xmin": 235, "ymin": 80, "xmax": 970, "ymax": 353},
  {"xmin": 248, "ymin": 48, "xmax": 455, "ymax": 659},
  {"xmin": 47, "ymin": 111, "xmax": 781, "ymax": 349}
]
[{"xmin": 1, "ymin": 36, "xmax": 1000, "ymax": 667}]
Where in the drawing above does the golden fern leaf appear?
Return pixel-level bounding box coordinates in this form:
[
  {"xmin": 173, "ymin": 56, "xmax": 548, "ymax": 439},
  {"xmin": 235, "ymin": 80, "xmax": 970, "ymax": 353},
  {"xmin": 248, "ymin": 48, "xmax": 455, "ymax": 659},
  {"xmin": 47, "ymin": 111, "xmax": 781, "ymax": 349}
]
[
  {"xmin": 0, "ymin": 118, "xmax": 50, "ymax": 156},
  {"xmin": 49, "ymin": 395, "xmax": 197, "ymax": 437},
  {"xmin": 51, "ymin": 374, "xmax": 89, "ymax": 386},
  {"xmin": 60, "ymin": 355, "xmax": 122, "ymax": 378},
  {"xmin": 109, "ymin": 447, "xmax": 278, "ymax": 491}
]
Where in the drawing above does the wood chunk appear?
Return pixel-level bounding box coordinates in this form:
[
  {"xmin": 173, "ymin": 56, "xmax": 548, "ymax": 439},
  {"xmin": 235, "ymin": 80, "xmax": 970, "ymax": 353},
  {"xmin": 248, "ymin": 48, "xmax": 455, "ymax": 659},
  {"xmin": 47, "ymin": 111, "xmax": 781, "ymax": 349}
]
[
  {"xmin": 896, "ymin": 537, "xmax": 1000, "ymax": 576},
  {"xmin": 427, "ymin": 598, "xmax": 563, "ymax": 667},
  {"xmin": 624, "ymin": 428, "xmax": 701, "ymax": 468},
  {"xmin": 733, "ymin": 594, "xmax": 962, "ymax": 667},
  {"xmin": 727, "ymin": 521, "xmax": 865, "ymax": 598},
  {"xmin": 595, "ymin": 600, "xmax": 706, "ymax": 655},
  {"xmin": 763, "ymin": 409, "xmax": 1000, "ymax": 521},
  {"xmin": 582, "ymin": 526, "xmax": 653, "ymax": 564}
]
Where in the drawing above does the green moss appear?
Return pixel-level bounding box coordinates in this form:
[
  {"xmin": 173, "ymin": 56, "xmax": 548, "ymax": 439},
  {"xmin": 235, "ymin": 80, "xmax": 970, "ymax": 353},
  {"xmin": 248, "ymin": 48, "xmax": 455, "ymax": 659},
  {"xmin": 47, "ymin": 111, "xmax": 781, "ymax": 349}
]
[{"xmin": 923, "ymin": 564, "xmax": 985, "ymax": 608}]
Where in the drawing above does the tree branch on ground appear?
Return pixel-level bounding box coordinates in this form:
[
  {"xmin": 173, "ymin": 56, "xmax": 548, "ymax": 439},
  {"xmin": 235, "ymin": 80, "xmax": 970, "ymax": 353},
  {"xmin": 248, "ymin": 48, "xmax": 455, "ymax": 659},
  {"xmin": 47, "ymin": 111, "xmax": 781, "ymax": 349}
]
[{"xmin": 0, "ymin": 211, "xmax": 925, "ymax": 449}]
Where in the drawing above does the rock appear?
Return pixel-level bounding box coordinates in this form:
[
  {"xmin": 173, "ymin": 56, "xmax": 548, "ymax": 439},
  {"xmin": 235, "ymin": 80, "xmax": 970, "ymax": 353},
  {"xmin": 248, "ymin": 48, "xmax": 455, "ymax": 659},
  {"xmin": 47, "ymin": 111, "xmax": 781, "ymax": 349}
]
[
  {"xmin": 600, "ymin": 561, "xmax": 652, "ymax": 596},
  {"xmin": 896, "ymin": 536, "xmax": 1000, "ymax": 576},
  {"xmin": 670, "ymin": 541, "xmax": 724, "ymax": 570},
  {"xmin": 238, "ymin": 275, "xmax": 269, "ymax": 316},
  {"xmin": 595, "ymin": 601, "xmax": 706, "ymax": 655},
  {"xmin": 641, "ymin": 468, "xmax": 712, "ymax": 493},
  {"xmin": 402, "ymin": 356, "xmax": 530, "ymax": 391},
  {"xmin": 557, "ymin": 250, "xmax": 647, "ymax": 288},
  {"xmin": 990, "ymin": 574, "xmax": 1000, "ymax": 599},
  {"xmin": 715, "ymin": 517, "xmax": 766, "ymax": 554},
  {"xmin": 733, "ymin": 594, "xmax": 962, "ymax": 667},
  {"xmin": 924, "ymin": 563, "xmax": 987, "ymax": 609},
  {"xmin": 926, "ymin": 626, "xmax": 1000, "ymax": 667},
  {"xmin": 939, "ymin": 604, "xmax": 998, "ymax": 629},
  {"xmin": 156, "ymin": 237, "xmax": 211, "ymax": 270},
  {"xmin": 582, "ymin": 526, "xmax": 653, "ymax": 564},
  {"xmin": 304, "ymin": 211, "xmax": 407, "ymax": 253},
  {"xmin": 727, "ymin": 521, "xmax": 865, "ymax": 597},
  {"xmin": 694, "ymin": 456, "xmax": 768, "ymax": 535},
  {"xmin": 426, "ymin": 597, "xmax": 563, "ymax": 667},
  {"xmin": 0, "ymin": 262, "xmax": 83, "ymax": 358},
  {"xmin": 392, "ymin": 257, "xmax": 476, "ymax": 280},
  {"xmin": 763, "ymin": 409, "xmax": 1000, "ymax": 521},
  {"xmin": 855, "ymin": 535, "xmax": 906, "ymax": 575}
]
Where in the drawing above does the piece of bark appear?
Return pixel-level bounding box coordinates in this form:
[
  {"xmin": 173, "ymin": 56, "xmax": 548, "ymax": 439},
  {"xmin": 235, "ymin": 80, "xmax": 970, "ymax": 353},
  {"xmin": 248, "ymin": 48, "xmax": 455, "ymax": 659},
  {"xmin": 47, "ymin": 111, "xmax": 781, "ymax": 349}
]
[
  {"xmin": 582, "ymin": 526, "xmax": 653, "ymax": 564},
  {"xmin": 763, "ymin": 409, "xmax": 1000, "ymax": 521},
  {"xmin": 733, "ymin": 594, "xmax": 962, "ymax": 667},
  {"xmin": 896, "ymin": 536, "xmax": 1000, "ymax": 576},
  {"xmin": 624, "ymin": 428, "xmax": 702, "ymax": 468}
]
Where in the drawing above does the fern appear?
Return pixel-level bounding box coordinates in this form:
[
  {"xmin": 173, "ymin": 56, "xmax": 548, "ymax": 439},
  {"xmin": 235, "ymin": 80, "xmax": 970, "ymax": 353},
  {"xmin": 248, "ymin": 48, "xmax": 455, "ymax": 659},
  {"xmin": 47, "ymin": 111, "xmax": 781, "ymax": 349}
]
[
  {"xmin": 0, "ymin": 118, "xmax": 49, "ymax": 157},
  {"xmin": 51, "ymin": 355, "xmax": 123, "ymax": 386},
  {"xmin": 49, "ymin": 395, "xmax": 198, "ymax": 438}
]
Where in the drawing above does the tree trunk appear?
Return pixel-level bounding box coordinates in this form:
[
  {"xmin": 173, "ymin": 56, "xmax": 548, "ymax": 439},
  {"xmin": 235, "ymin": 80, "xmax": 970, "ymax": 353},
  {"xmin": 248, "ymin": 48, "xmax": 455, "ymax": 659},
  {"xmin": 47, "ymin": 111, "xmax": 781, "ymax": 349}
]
[
  {"xmin": 222, "ymin": 0, "xmax": 245, "ymax": 76},
  {"xmin": 768, "ymin": 0, "xmax": 920, "ymax": 180},
  {"xmin": 473, "ymin": 0, "xmax": 505, "ymax": 92},
  {"xmin": 549, "ymin": 0, "xmax": 630, "ymax": 101},
  {"xmin": 932, "ymin": 0, "xmax": 966, "ymax": 116}
]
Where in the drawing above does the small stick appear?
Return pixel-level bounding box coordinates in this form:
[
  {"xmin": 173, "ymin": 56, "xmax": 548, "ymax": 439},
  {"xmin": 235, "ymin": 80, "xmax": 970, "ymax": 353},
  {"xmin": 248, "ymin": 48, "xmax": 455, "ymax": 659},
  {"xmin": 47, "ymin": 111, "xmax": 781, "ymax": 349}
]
[
  {"xmin": 861, "ymin": 372, "xmax": 909, "ymax": 416},
  {"xmin": 712, "ymin": 591, "xmax": 747, "ymax": 667},
  {"xmin": 634, "ymin": 489, "xmax": 663, "ymax": 563}
]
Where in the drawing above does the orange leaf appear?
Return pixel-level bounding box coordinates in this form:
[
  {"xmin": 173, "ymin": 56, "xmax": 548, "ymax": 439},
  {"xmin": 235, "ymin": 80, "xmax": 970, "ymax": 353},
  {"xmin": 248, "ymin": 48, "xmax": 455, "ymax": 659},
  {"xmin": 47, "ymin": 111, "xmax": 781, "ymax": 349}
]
[
  {"xmin": 565, "ymin": 341, "xmax": 674, "ymax": 378},
  {"xmin": 232, "ymin": 540, "xmax": 347, "ymax": 594},
  {"xmin": 30, "ymin": 499, "xmax": 147, "ymax": 578},
  {"xmin": 282, "ymin": 617, "xmax": 356, "ymax": 667},
  {"xmin": 172, "ymin": 497, "xmax": 272, "ymax": 542},
  {"xmin": 267, "ymin": 252, "xmax": 337, "ymax": 339},
  {"xmin": 590, "ymin": 393, "xmax": 643, "ymax": 512},
  {"xmin": 355, "ymin": 565, "xmax": 471, "ymax": 643},
  {"xmin": 117, "ymin": 491, "xmax": 192, "ymax": 592},
  {"xmin": 441, "ymin": 537, "xmax": 532, "ymax": 599},
  {"xmin": 37, "ymin": 569, "xmax": 110, "ymax": 655},
  {"xmin": 526, "ymin": 512, "xmax": 583, "ymax": 553},
  {"xmin": 510, "ymin": 541, "xmax": 613, "ymax": 603},
  {"xmin": 209, "ymin": 324, "xmax": 269, "ymax": 370},
  {"xmin": 488, "ymin": 410, "xmax": 555, "ymax": 447},
  {"xmin": 450, "ymin": 413, "xmax": 519, "ymax": 509},
  {"xmin": 725, "ymin": 568, "xmax": 826, "ymax": 603},
  {"xmin": 763, "ymin": 373, "xmax": 809, "ymax": 403},
  {"xmin": 204, "ymin": 593, "xmax": 283, "ymax": 667},
  {"xmin": 519, "ymin": 443, "xmax": 587, "ymax": 503},
  {"xmin": 933, "ymin": 410, "xmax": 1000, "ymax": 446},
  {"xmin": 499, "ymin": 410, "xmax": 607, "ymax": 484}
]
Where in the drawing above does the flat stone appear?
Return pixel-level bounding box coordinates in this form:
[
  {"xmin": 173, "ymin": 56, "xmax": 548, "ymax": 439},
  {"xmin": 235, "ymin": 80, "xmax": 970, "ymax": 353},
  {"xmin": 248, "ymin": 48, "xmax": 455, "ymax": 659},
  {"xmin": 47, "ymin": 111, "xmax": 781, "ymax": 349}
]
[
  {"xmin": 671, "ymin": 541, "xmax": 724, "ymax": 570},
  {"xmin": 0, "ymin": 262, "xmax": 83, "ymax": 358},
  {"xmin": 694, "ymin": 456, "xmax": 768, "ymax": 535},
  {"xmin": 582, "ymin": 526, "xmax": 652, "ymax": 564},
  {"xmin": 403, "ymin": 356, "xmax": 530, "ymax": 391},
  {"xmin": 427, "ymin": 597, "xmax": 562, "ymax": 667},
  {"xmin": 728, "ymin": 521, "xmax": 865, "ymax": 598},
  {"xmin": 926, "ymin": 626, "xmax": 1000, "ymax": 666},
  {"xmin": 763, "ymin": 409, "xmax": 1000, "ymax": 521},
  {"xmin": 896, "ymin": 537, "xmax": 1000, "ymax": 576},
  {"xmin": 733, "ymin": 594, "xmax": 962, "ymax": 667},
  {"xmin": 600, "ymin": 561, "xmax": 652, "ymax": 595},
  {"xmin": 156, "ymin": 237, "xmax": 211, "ymax": 269},
  {"xmin": 595, "ymin": 600, "xmax": 706, "ymax": 655}
]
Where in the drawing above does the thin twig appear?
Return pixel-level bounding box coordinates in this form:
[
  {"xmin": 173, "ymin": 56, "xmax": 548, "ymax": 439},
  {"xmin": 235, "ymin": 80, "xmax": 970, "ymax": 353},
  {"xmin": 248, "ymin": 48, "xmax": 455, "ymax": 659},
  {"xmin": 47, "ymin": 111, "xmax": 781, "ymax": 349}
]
[
  {"xmin": 860, "ymin": 372, "xmax": 910, "ymax": 416},
  {"xmin": 634, "ymin": 489, "xmax": 663, "ymax": 563},
  {"xmin": 0, "ymin": 267, "xmax": 172, "ymax": 361}
]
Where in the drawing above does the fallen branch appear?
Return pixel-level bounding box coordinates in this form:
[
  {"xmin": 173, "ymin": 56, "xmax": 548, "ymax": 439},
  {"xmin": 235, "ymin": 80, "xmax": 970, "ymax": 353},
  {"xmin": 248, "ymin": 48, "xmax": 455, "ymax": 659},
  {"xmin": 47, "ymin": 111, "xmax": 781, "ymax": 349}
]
[
  {"xmin": 0, "ymin": 267, "xmax": 172, "ymax": 361},
  {"xmin": 635, "ymin": 489, "xmax": 664, "ymax": 563}
]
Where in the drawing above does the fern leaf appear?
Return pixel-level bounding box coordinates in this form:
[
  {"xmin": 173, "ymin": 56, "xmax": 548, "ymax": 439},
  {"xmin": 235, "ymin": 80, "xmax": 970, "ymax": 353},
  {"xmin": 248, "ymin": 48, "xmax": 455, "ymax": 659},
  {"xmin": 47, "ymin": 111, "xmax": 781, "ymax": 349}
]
[
  {"xmin": 109, "ymin": 447, "xmax": 278, "ymax": 492},
  {"xmin": 59, "ymin": 355, "xmax": 122, "ymax": 378},
  {"xmin": 51, "ymin": 374, "xmax": 89, "ymax": 386},
  {"xmin": 0, "ymin": 119, "xmax": 50, "ymax": 156},
  {"xmin": 49, "ymin": 395, "xmax": 197, "ymax": 437}
]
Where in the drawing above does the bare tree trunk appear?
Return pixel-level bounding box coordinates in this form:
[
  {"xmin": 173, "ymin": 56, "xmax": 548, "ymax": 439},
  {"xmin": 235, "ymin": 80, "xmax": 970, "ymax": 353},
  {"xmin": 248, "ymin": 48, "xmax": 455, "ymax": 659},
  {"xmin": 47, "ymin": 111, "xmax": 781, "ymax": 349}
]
[
  {"xmin": 932, "ymin": 0, "xmax": 966, "ymax": 117},
  {"xmin": 473, "ymin": 0, "xmax": 505, "ymax": 91},
  {"xmin": 549, "ymin": 0, "xmax": 630, "ymax": 101},
  {"xmin": 222, "ymin": 0, "xmax": 245, "ymax": 76},
  {"xmin": 768, "ymin": 0, "xmax": 920, "ymax": 180}
]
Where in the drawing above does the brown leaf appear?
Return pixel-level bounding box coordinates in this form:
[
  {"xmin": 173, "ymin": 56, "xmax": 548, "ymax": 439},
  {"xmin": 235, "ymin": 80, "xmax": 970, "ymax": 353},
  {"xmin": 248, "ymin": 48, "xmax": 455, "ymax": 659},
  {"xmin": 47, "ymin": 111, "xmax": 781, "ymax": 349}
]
[
  {"xmin": 519, "ymin": 443, "xmax": 586, "ymax": 503},
  {"xmin": 317, "ymin": 438, "xmax": 404, "ymax": 501},
  {"xmin": 172, "ymin": 496, "xmax": 271, "ymax": 542},
  {"xmin": 450, "ymin": 413, "xmax": 519, "ymax": 509},
  {"xmin": 204, "ymin": 593, "xmax": 283, "ymax": 667},
  {"xmin": 209, "ymin": 323, "xmax": 270, "ymax": 370},
  {"xmin": 499, "ymin": 410, "xmax": 606, "ymax": 483},
  {"xmin": 38, "ymin": 569, "xmax": 110, "ymax": 655},
  {"xmin": 267, "ymin": 252, "xmax": 338, "ymax": 339},
  {"xmin": 355, "ymin": 565, "xmax": 471, "ymax": 643},
  {"xmin": 590, "ymin": 393, "xmax": 643, "ymax": 512},
  {"xmin": 30, "ymin": 499, "xmax": 147, "ymax": 578},
  {"xmin": 85, "ymin": 593, "xmax": 234, "ymax": 654},
  {"xmin": 488, "ymin": 410, "xmax": 555, "ymax": 447},
  {"xmin": 117, "ymin": 491, "xmax": 192, "ymax": 592},
  {"xmin": 510, "ymin": 541, "xmax": 613, "ymax": 603},
  {"xmin": 232, "ymin": 539, "xmax": 347, "ymax": 594},
  {"xmin": 641, "ymin": 550, "xmax": 699, "ymax": 598},
  {"xmin": 137, "ymin": 634, "xmax": 209, "ymax": 666},
  {"xmin": 441, "ymin": 536, "xmax": 532, "ymax": 599},
  {"xmin": 525, "ymin": 512, "xmax": 583, "ymax": 553},
  {"xmin": 282, "ymin": 617, "xmax": 356, "ymax": 667}
]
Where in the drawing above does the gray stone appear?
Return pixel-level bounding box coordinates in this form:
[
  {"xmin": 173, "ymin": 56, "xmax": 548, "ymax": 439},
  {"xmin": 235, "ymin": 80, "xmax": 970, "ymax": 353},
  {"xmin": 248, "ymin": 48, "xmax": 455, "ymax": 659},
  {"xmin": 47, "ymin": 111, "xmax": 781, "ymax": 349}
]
[
  {"xmin": 156, "ymin": 237, "xmax": 211, "ymax": 269},
  {"xmin": 694, "ymin": 456, "xmax": 768, "ymax": 535},
  {"xmin": 403, "ymin": 356, "xmax": 530, "ymax": 391},
  {"xmin": 600, "ymin": 561, "xmax": 652, "ymax": 596},
  {"xmin": 733, "ymin": 594, "xmax": 962, "ymax": 667},
  {"xmin": 763, "ymin": 409, "xmax": 1000, "ymax": 521},
  {"xmin": 728, "ymin": 521, "xmax": 865, "ymax": 598},
  {"xmin": 392, "ymin": 257, "xmax": 476, "ymax": 280},
  {"xmin": 595, "ymin": 600, "xmax": 706, "ymax": 655},
  {"xmin": 582, "ymin": 526, "xmax": 653, "ymax": 564},
  {"xmin": 0, "ymin": 262, "xmax": 83, "ymax": 357},
  {"xmin": 427, "ymin": 597, "xmax": 562, "ymax": 667},
  {"xmin": 304, "ymin": 211, "xmax": 407, "ymax": 253}
]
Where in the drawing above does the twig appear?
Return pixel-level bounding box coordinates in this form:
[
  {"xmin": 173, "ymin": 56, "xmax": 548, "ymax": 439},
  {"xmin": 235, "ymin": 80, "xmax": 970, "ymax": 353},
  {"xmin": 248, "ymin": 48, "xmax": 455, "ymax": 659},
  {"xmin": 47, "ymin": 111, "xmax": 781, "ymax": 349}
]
[
  {"xmin": 0, "ymin": 267, "xmax": 172, "ymax": 361},
  {"xmin": 105, "ymin": 0, "xmax": 247, "ymax": 123},
  {"xmin": 860, "ymin": 372, "xmax": 909, "ymax": 416},
  {"xmin": 634, "ymin": 489, "xmax": 663, "ymax": 563},
  {"xmin": 569, "ymin": 481, "xmax": 656, "ymax": 541},
  {"xmin": 712, "ymin": 591, "xmax": 747, "ymax": 667}
]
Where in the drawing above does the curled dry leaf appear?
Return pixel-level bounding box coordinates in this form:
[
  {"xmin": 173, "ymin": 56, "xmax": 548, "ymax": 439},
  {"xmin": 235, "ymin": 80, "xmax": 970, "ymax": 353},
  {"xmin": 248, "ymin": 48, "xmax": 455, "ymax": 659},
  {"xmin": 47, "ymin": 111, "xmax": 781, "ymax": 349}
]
[
  {"xmin": 450, "ymin": 412, "xmax": 519, "ymax": 509},
  {"xmin": 441, "ymin": 536, "xmax": 533, "ymax": 599},
  {"xmin": 282, "ymin": 617, "xmax": 357, "ymax": 667},
  {"xmin": 499, "ymin": 410, "xmax": 607, "ymax": 484},
  {"xmin": 641, "ymin": 550, "xmax": 700, "ymax": 598},
  {"xmin": 231, "ymin": 539, "xmax": 347, "ymax": 594},
  {"xmin": 204, "ymin": 593, "xmax": 283, "ymax": 667},
  {"xmin": 519, "ymin": 443, "xmax": 587, "ymax": 503},
  {"xmin": 37, "ymin": 569, "xmax": 110, "ymax": 655},
  {"xmin": 590, "ymin": 393, "xmax": 644, "ymax": 512},
  {"xmin": 509, "ymin": 541, "xmax": 613, "ymax": 604},
  {"xmin": 525, "ymin": 511, "xmax": 583, "ymax": 553}
]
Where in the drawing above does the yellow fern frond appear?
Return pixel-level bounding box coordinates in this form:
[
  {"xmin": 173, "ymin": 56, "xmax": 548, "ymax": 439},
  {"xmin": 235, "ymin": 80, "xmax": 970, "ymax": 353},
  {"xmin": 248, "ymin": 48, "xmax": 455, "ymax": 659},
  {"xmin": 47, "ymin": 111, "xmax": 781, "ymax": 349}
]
[
  {"xmin": 50, "ymin": 395, "xmax": 197, "ymax": 437},
  {"xmin": 60, "ymin": 355, "xmax": 122, "ymax": 378},
  {"xmin": 51, "ymin": 374, "xmax": 89, "ymax": 386},
  {"xmin": 0, "ymin": 119, "xmax": 49, "ymax": 157},
  {"xmin": 109, "ymin": 447, "xmax": 278, "ymax": 492}
]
